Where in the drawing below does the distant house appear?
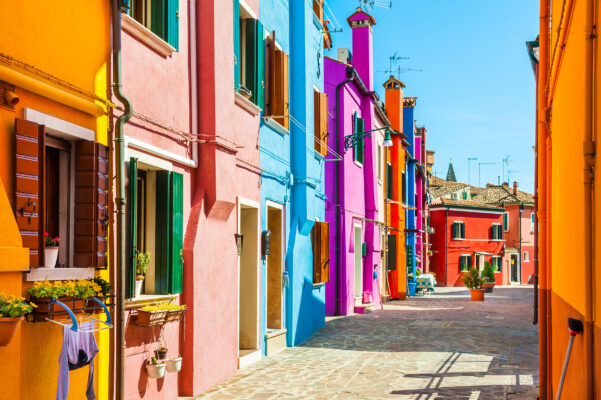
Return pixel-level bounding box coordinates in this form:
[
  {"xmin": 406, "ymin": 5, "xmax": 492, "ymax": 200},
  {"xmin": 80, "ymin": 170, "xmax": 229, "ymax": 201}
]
[{"xmin": 429, "ymin": 176, "xmax": 471, "ymax": 201}]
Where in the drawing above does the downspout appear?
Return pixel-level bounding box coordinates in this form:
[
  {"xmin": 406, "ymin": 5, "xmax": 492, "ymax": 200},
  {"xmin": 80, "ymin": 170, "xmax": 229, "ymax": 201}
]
[
  {"xmin": 111, "ymin": 1, "xmax": 133, "ymax": 399},
  {"xmin": 334, "ymin": 67, "xmax": 354, "ymax": 315},
  {"xmin": 538, "ymin": 0, "xmax": 549, "ymax": 397},
  {"xmin": 584, "ymin": 0, "xmax": 596, "ymax": 396}
]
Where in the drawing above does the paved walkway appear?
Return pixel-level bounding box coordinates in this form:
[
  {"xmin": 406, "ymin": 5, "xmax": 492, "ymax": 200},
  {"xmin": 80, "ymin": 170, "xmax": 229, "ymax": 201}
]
[{"xmin": 192, "ymin": 286, "xmax": 539, "ymax": 399}]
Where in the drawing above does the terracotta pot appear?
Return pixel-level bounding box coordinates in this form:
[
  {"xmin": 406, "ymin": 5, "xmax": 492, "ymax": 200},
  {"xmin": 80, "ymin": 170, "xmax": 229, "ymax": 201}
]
[
  {"xmin": 470, "ymin": 289, "xmax": 485, "ymax": 301},
  {"xmin": 44, "ymin": 247, "xmax": 59, "ymax": 268},
  {"xmin": 0, "ymin": 317, "xmax": 23, "ymax": 346},
  {"xmin": 482, "ymin": 282, "xmax": 495, "ymax": 293}
]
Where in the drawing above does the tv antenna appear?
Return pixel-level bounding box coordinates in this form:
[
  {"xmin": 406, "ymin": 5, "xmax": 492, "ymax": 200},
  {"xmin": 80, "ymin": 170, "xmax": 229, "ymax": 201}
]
[
  {"xmin": 377, "ymin": 52, "xmax": 422, "ymax": 76},
  {"xmin": 502, "ymin": 155, "xmax": 513, "ymax": 183},
  {"xmin": 358, "ymin": 0, "xmax": 392, "ymax": 12}
]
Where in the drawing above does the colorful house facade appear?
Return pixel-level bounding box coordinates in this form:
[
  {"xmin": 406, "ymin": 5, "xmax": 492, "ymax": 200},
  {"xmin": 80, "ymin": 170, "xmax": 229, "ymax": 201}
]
[
  {"xmin": 324, "ymin": 8, "xmax": 383, "ymax": 315},
  {"xmin": 429, "ymin": 199, "xmax": 505, "ymax": 287},
  {"xmin": 415, "ymin": 126, "xmax": 428, "ymax": 274},
  {"xmin": 403, "ymin": 97, "xmax": 418, "ymax": 293}
]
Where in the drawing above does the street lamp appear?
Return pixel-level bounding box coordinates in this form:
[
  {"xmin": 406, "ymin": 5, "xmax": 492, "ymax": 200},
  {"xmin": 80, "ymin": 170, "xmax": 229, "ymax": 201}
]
[
  {"xmin": 478, "ymin": 162, "xmax": 495, "ymax": 188},
  {"xmin": 467, "ymin": 157, "xmax": 478, "ymax": 186},
  {"xmin": 345, "ymin": 125, "xmax": 393, "ymax": 149}
]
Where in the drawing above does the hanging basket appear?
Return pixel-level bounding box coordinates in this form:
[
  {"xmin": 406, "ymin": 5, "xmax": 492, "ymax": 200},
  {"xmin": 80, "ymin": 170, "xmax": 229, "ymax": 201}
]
[{"xmin": 0, "ymin": 317, "xmax": 23, "ymax": 346}]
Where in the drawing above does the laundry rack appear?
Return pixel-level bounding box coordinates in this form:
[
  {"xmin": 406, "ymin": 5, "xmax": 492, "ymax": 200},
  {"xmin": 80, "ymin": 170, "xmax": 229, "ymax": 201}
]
[{"xmin": 39, "ymin": 297, "xmax": 113, "ymax": 333}]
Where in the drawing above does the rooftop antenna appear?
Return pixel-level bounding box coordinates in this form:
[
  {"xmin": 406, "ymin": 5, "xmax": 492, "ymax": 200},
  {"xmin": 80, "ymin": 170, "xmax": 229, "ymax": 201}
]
[
  {"xmin": 502, "ymin": 155, "xmax": 513, "ymax": 183},
  {"xmin": 358, "ymin": 0, "xmax": 392, "ymax": 12},
  {"xmin": 377, "ymin": 52, "xmax": 422, "ymax": 76}
]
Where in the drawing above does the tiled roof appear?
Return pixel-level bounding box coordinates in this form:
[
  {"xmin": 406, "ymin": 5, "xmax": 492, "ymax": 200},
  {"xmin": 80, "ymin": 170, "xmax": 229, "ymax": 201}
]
[
  {"xmin": 471, "ymin": 185, "xmax": 534, "ymax": 205},
  {"xmin": 428, "ymin": 176, "xmax": 468, "ymax": 198},
  {"xmin": 430, "ymin": 197, "xmax": 503, "ymax": 210}
]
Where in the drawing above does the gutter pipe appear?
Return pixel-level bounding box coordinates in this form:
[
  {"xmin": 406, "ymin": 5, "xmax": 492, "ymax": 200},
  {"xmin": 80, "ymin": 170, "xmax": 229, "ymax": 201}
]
[{"xmin": 111, "ymin": 1, "xmax": 133, "ymax": 399}]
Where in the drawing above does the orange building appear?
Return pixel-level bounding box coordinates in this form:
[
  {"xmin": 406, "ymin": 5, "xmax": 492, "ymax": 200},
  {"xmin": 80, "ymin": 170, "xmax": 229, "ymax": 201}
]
[
  {"xmin": 536, "ymin": 0, "xmax": 601, "ymax": 398},
  {"xmin": 383, "ymin": 76, "xmax": 408, "ymax": 299}
]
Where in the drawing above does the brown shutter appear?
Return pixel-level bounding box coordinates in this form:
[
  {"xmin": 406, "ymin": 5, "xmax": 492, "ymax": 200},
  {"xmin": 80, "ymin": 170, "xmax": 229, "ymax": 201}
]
[
  {"xmin": 314, "ymin": 91, "xmax": 320, "ymax": 152},
  {"xmin": 313, "ymin": 0, "xmax": 324, "ymax": 25},
  {"xmin": 319, "ymin": 92, "xmax": 329, "ymax": 155},
  {"xmin": 312, "ymin": 222, "xmax": 321, "ymax": 283},
  {"xmin": 273, "ymin": 49, "xmax": 289, "ymax": 129},
  {"xmin": 74, "ymin": 141, "xmax": 108, "ymax": 268},
  {"xmin": 266, "ymin": 31, "xmax": 276, "ymax": 117},
  {"xmin": 14, "ymin": 118, "xmax": 45, "ymax": 266},
  {"xmin": 320, "ymin": 222, "xmax": 330, "ymax": 283}
]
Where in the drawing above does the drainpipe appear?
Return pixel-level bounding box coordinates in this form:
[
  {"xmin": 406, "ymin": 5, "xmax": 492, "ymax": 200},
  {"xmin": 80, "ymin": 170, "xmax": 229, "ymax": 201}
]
[
  {"xmin": 584, "ymin": 0, "xmax": 596, "ymax": 396},
  {"xmin": 538, "ymin": 0, "xmax": 549, "ymax": 397},
  {"xmin": 111, "ymin": 1, "xmax": 133, "ymax": 399},
  {"xmin": 334, "ymin": 67, "xmax": 354, "ymax": 315}
]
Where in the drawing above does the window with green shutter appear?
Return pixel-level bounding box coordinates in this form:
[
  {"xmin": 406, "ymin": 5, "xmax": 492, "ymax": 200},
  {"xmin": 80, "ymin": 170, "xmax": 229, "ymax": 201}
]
[
  {"xmin": 386, "ymin": 162, "xmax": 393, "ymax": 200},
  {"xmin": 492, "ymin": 256, "xmax": 502, "ymax": 272},
  {"xmin": 452, "ymin": 221, "xmax": 465, "ymax": 239},
  {"xmin": 531, "ymin": 213, "xmax": 535, "ymax": 233},
  {"xmin": 460, "ymin": 255, "xmax": 471, "ymax": 272},
  {"xmin": 492, "ymin": 224, "xmax": 502, "ymax": 240},
  {"xmin": 128, "ymin": 0, "xmax": 179, "ymax": 49},
  {"xmin": 234, "ymin": 0, "xmax": 240, "ymax": 91},
  {"xmin": 353, "ymin": 112, "xmax": 365, "ymax": 164},
  {"xmin": 401, "ymin": 171, "xmax": 406, "ymax": 204},
  {"xmin": 503, "ymin": 212, "xmax": 509, "ymax": 231},
  {"xmin": 241, "ymin": 18, "xmax": 265, "ymax": 107},
  {"xmin": 387, "ymin": 234, "xmax": 396, "ymax": 271}
]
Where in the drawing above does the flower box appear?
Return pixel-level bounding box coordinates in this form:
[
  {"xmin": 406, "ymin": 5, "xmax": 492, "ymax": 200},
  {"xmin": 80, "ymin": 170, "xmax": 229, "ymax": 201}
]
[
  {"xmin": 30, "ymin": 297, "xmax": 85, "ymax": 321},
  {"xmin": 164, "ymin": 306, "xmax": 186, "ymax": 323},
  {"xmin": 136, "ymin": 310, "xmax": 168, "ymax": 327},
  {"xmin": 0, "ymin": 317, "xmax": 23, "ymax": 346}
]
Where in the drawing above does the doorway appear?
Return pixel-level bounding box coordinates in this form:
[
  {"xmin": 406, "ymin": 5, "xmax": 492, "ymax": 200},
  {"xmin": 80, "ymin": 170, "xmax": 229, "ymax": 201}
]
[
  {"xmin": 239, "ymin": 202, "xmax": 259, "ymax": 362},
  {"xmin": 510, "ymin": 254, "xmax": 520, "ymax": 283},
  {"xmin": 266, "ymin": 205, "xmax": 283, "ymax": 331},
  {"xmin": 354, "ymin": 224, "xmax": 363, "ymax": 302},
  {"xmin": 475, "ymin": 254, "xmax": 484, "ymax": 273}
]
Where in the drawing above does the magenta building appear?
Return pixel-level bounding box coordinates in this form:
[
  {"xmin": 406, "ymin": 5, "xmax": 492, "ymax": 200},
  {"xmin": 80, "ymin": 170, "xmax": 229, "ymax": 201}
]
[
  {"xmin": 415, "ymin": 127, "xmax": 428, "ymax": 272},
  {"xmin": 324, "ymin": 8, "xmax": 383, "ymax": 316}
]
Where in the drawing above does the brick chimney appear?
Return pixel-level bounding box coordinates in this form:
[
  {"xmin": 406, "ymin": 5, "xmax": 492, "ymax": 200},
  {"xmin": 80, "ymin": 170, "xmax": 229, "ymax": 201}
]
[
  {"xmin": 513, "ymin": 181, "xmax": 518, "ymax": 195},
  {"xmin": 347, "ymin": 7, "xmax": 376, "ymax": 90}
]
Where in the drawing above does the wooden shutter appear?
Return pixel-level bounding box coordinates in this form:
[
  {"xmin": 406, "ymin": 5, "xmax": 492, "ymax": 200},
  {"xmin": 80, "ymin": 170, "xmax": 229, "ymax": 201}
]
[
  {"xmin": 273, "ymin": 49, "xmax": 289, "ymax": 129},
  {"xmin": 169, "ymin": 172, "xmax": 184, "ymax": 294},
  {"xmin": 460, "ymin": 222, "xmax": 465, "ymax": 239},
  {"xmin": 320, "ymin": 222, "xmax": 330, "ymax": 283},
  {"xmin": 387, "ymin": 234, "xmax": 397, "ymax": 271},
  {"xmin": 126, "ymin": 158, "xmax": 138, "ymax": 298},
  {"xmin": 245, "ymin": 19, "xmax": 265, "ymax": 107},
  {"xmin": 319, "ymin": 93, "xmax": 328, "ymax": 155},
  {"xmin": 167, "ymin": 0, "xmax": 179, "ymax": 50},
  {"xmin": 313, "ymin": 0, "xmax": 323, "ymax": 25},
  {"xmin": 234, "ymin": 0, "xmax": 240, "ymax": 91},
  {"xmin": 266, "ymin": 31, "xmax": 276, "ymax": 115},
  {"xmin": 312, "ymin": 222, "xmax": 322, "ymax": 283},
  {"xmin": 356, "ymin": 117, "xmax": 365, "ymax": 164},
  {"xmin": 452, "ymin": 222, "xmax": 457, "ymax": 239},
  {"xmin": 14, "ymin": 118, "xmax": 44, "ymax": 267},
  {"xmin": 386, "ymin": 163, "xmax": 393, "ymax": 200},
  {"xmin": 406, "ymin": 244, "xmax": 412, "ymax": 267},
  {"xmin": 314, "ymin": 92, "xmax": 321, "ymax": 152},
  {"xmin": 155, "ymin": 170, "xmax": 172, "ymax": 295},
  {"xmin": 74, "ymin": 141, "xmax": 108, "ymax": 269},
  {"xmin": 468, "ymin": 255, "xmax": 472, "ymax": 269},
  {"xmin": 353, "ymin": 112, "xmax": 358, "ymax": 161},
  {"xmin": 151, "ymin": 0, "xmax": 166, "ymax": 40}
]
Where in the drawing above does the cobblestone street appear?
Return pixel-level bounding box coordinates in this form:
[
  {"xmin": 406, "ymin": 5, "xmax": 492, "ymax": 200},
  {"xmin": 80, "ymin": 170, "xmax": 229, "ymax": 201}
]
[{"xmin": 191, "ymin": 286, "xmax": 538, "ymax": 399}]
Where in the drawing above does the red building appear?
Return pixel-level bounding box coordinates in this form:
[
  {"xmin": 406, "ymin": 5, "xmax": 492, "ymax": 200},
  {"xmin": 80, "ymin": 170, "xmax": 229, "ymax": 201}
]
[{"xmin": 429, "ymin": 199, "xmax": 505, "ymax": 287}]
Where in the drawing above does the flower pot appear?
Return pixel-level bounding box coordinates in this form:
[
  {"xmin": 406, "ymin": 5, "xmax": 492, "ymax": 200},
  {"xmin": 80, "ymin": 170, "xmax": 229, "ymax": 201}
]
[
  {"xmin": 362, "ymin": 291, "xmax": 372, "ymax": 304},
  {"xmin": 470, "ymin": 289, "xmax": 485, "ymax": 301},
  {"xmin": 44, "ymin": 247, "xmax": 59, "ymax": 268},
  {"xmin": 165, "ymin": 357, "xmax": 182, "ymax": 373},
  {"xmin": 408, "ymin": 282, "xmax": 417, "ymax": 297},
  {"xmin": 157, "ymin": 349, "xmax": 168, "ymax": 360},
  {"xmin": 32, "ymin": 297, "xmax": 84, "ymax": 321},
  {"xmin": 146, "ymin": 362, "xmax": 166, "ymax": 379},
  {"xmin": 482, "ymin": 282, "xmax": 495, "ymax": 293},
  {"xmin": 135, "ymin": 280, "xmax": 143, "ymax": 297},
  {"xmin": 0, "ymin": 317, "xmax": 23, "ymax": 346}
]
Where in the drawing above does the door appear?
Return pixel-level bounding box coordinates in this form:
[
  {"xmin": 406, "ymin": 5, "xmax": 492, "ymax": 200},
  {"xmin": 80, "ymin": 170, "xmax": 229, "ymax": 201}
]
[
  {"xmin": 266, "ymin": 205, "xmax": 283, "ymax": 330},
  {"xmin": 510, "ymin": 254, "xmax": 519, "ymax": 283},
  {"xmin": 239, "ymin": 204, "xmax": 259, "ymax": 354},
  {"xmin": 475, "ymin": 254, "xmax": 484, "ymax": 272},
  {"xmin": 354, "ymin": 225, "xmax": 363, "ymax": 301}
]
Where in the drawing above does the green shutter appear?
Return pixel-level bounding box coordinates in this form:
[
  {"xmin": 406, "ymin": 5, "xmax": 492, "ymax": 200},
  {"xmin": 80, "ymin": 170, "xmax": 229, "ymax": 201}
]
[
  {"xmin": 452, "ymin": 222, "xmax": 457, "ymax": 239},
  {"xmin": 353, "ymin": 112, "xmax": 358, "ymax": 162},
  {"xmin": 357, "ymin": 118, "xmax": 365, "ymax": 164},
  {"xmin": 386, "ymin": 163, "xmax": 393, "ymax": 199},
  {"xmin": 233, "ymin": 0, "xmax": 240, "ymax": 91},
  {"xmin": 492, "ymin": 225, "xmax": 497, "ymax": 240},
  {"xmin": 468, "ymin": 255, "xmax": 472, "ymax": 269},
  {"xmin": 503, "ymin": 213, "xmax": 508, "ymax": 231},
  {"xmin": 151, "ymin": 0, "xmax": 166, "ymax": 41},
  {"xmin": 167, "ymin": 0, "xmax": 179, "ymax": 50},
  {"xmin": 245, "ymin": 19, "xmax": 265, "ymax": 107},
  {"xmin": 155, "ymin": 171, "xmax": 172, "ymax": 294},
  {"xmin": 127, "ymin": 158, "xmax": 138, "ymax": 298},
  {"xmin": 406, "ymin": 245, "xmax": 413, "ymax": 268},
  {"xmin": 169, "ymin": 172, "xmax": 184, "ymax": 294},
  {"xmin": 460, "ymin": 222, "xmax": 465, "ymax": 239},
  {"xmin": 387, "ymin": 234, "xmax": 397, "ymax": 271}
]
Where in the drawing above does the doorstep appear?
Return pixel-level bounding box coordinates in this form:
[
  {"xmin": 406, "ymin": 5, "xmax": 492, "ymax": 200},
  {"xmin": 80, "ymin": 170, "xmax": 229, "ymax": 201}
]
[
  {"xmin": 238, "ymin": 349, "xmax": 261, "ymax": 369},
  {"xmin": 265, "ymin": 328, "xmax": 287, "ymax": 356},
  {"xmin": 354, "ymin": 302, "xmax": 376, "ymax": 314}
]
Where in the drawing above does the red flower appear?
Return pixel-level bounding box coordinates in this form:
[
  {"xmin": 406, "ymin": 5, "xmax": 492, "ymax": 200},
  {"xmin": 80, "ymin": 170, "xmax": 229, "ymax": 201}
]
[
  {"xmin": 54, "ymin": 237, "xmax": 60, "ymax": 242},
  {"xmin": 44, "ymin": 232, "xmax": 49, "ymax": 236}
]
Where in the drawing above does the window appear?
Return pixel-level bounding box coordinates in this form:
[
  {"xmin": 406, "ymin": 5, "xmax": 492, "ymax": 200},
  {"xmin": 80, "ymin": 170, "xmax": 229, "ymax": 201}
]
[
  {"xmin": 492, "ymin": 256, "xmax": 502, "ymax": 272},
  {"xmin": 462, "ymin": 191, "xmax": 468, "ymax": 200},
  {"xmin": 128, "ymin": 0, "xmax": 179, "ymax": 49},
  {"xmin": 452, "ymin": 221, "xmax": 465, "ymax": 239},
  {"xmin": 531, "ymin": 213, "xmax": 535, "ymax": 233},
  {"xmin": 503, "ymin": 212, "xmax": 509, "ymax": 231},
  {"xmin": 452, "ymin": 193, "xmax": 458, "ymax": 200},
  {"xmin": 386, "ymin": 162, "xmax": 393, "ymax": 200},
  {"xmin": 312, "ymin": 221, "xmax": 330, "ymax": 283},
  {"xmin": 234, "ymin": 3, "xmax": 264, "ymax": 108},
  {"xmin": 386, "ymin": 234, "xmax": 397, "ymax": 271},
  {"xmin": 353, "ymin": 112, "xmax": 365, "ymax": 164},
  {"xmin": 460, "ymin": 255, "xmax": 472, "ymax": 272},
  {"xmin": 266, "ymin": 32, "xmax": 289, "ymax": 129},
  {"xmin": 14, "ymin": 118, "xmax": 108, "ymax": 269},
  {"xmin": 314, "ymin": 91, "xmax": 329, "ymax": 155},
  {"xmin": 491, "ymin": 223, "xmax": 503, "ymax": 241},
  {"xmin": 401, "ymin": 171, "xmax": 407, "ymax": 204},
  {"xmin": 127, "ymin": 158, "xmax": 184, "ymax": 297},
  {"xmin": 524, "ymin": 251, "xmax": 530, "ymax": 262},
  {"xmin": 377, "ymin": 144, "xmax": 382, "ymax": 181}
]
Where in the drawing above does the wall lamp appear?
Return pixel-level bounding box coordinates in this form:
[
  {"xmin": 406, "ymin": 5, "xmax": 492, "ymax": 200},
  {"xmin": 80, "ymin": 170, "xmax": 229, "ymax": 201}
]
[
  {"xmin": 4, "ymin": 90, "xmax": 19, "ymax": 106},
  {"xmin": 234, "ymin": 233, "xmax": 244, "ymax": 256},
  {"xmin": 344, "ymin": 125, "xmax": 393, "ymax": 149}
]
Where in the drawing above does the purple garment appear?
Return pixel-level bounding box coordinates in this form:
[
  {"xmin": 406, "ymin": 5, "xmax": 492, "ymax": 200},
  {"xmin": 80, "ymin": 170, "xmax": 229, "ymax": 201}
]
[{"xmin": 56, "ymin": 321, "xmax": 99, "ymax": 400}]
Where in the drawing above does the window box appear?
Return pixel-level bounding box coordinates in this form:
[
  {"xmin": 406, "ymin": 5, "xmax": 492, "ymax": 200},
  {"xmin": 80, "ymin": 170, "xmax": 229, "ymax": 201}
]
[
  {"xmin": 134, "ymin": 304, "xmax": 187, "ymax": 327},
  {"xmin": 28, "ymin": 297, "xmax": 85, "ymax": 322},
  {"xmin": 0, "ymin": 317, "xmax": 23, "ymax": 347}
]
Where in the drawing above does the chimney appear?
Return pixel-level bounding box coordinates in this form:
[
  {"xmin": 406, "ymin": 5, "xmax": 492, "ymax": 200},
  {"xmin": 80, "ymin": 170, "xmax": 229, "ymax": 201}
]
[
  {"xmin": 383, "ymin": 76, "xmax": 405, "ymax": 132},
  {"xmin": 347, "ymin": 7, "xmax": 376, "ymax": 90},
  {"xmin": 513, "ymin": 181, "xmax": 518, "ymax": 195}
]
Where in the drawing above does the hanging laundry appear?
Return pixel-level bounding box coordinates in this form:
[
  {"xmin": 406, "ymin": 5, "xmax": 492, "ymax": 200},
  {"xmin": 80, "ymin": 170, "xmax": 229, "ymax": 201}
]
[{"xmin": 56, "ymin": 321, "xmax": 99, "ymax": 400}]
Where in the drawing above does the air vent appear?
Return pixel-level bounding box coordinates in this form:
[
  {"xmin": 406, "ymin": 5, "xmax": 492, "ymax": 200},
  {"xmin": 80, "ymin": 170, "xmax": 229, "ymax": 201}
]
[{"xmin": 0, "ymin": 81, "xmax": 16, "ymax": 111}]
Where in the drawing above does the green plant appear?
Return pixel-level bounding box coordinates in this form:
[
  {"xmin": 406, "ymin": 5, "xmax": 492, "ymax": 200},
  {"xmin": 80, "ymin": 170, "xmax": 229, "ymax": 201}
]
[
  {"xmin": 44, "ymin": 232, "xmax": 60, "ymax": 247},
  {"xmin": 0, "ymin": 294, "xmax": 36, "ymax": 318},
  {"xmin": 481, "ymin": 262, "xmax": 495, "ymax": 283},
  {"xmin": 140, "ymin": 302, "xmax": 185, "ymax": 312},
  {"xmin": 159, "ymin": 344, "xmax": 168, "ymax": 352},
  {"xmin": 136, "ymin": 252, "xmax": 151, "ymax": 280},
  {"xmin": 27, "ymin": 280, "xmax": 58, "ymax": 299},
  {"xmin": 93, "ymin": 277, "xmax": 112, "ymax": 297},
  {"xmin": 461, "ymin": 268, "xmax": 484, "ymax": 290},
  {"xmin": 151, "ymin": 357, "xmax": 158, "ymax": 365},
  {"xmin": 75, "ymin": 279, "xmax": 102, "ymax": 299},
  {"xmin": 416, "ymin": 268, "xmax": 422, "ymax": 276}
]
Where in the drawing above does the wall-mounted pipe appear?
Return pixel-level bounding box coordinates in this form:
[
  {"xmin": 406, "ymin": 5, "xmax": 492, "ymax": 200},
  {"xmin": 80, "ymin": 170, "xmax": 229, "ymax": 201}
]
[{"xmin": 111, "ymin": 1, "xmax": 134, "ymax": 399}]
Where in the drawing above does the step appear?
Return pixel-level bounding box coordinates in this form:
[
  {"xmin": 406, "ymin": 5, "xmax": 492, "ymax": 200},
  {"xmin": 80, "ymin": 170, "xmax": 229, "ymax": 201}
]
[{"xmin": 354, "ymin": 302, "xmax": 376, "ymax": 314}]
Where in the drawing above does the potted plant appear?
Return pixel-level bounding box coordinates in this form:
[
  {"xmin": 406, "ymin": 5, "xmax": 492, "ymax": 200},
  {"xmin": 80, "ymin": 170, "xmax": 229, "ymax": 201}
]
[
  {"xmin": 0, "ymin": 294, "xmax": 35, "ymax": 346},
  {"xmin": 481, "ymin": 262, "xmax": 496, "ymax": 293},
  {"xmin": 87, "ymin": 277, "xmax": 113, "ymax": 313},
  {"xmin": 44, "ymin": 233, "xmax": 60, "ymax": 268},
  {"xmin": 462, "ymin": 268, "xmax": 485, "ymax": 301},
  {"xmin": 136, "ymin": 302, "xmax": 187, "ymax": 327},
  {"xmin": 27, "ymin": 280, "xmax": 84, "ymax": 320},
  {"xmin": 146, "ymin": 357, "xmax": 166, "ymax": 379},
  {"xmin": 135, "ymin": 252, "xmax": 151, "ymax": 298},
  {"xmin": 157, "ymin": 344, "xmax": 168, "ymax": 360},
  {"xmin": 166, "ymin": 355, "xmax": 182, "ymax": 373}
]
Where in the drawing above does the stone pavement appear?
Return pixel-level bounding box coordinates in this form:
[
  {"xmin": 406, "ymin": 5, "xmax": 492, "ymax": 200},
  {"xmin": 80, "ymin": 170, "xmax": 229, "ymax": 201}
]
[{"xmin": 191, "ymin": 286, "xmax": 539, "ymax": 399}]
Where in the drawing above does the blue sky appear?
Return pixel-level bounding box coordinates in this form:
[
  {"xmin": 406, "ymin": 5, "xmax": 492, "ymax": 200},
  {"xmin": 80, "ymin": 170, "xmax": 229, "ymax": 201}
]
[{"xmin": 324, "ymin": 0, "xmax": 539, "ymax": 192}]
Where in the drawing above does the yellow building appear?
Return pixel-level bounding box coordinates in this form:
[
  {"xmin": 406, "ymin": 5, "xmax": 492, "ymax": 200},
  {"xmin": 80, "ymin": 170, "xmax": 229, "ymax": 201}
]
[
  {"xmin": 0, "ymin": 1, "xmax": 111, "ymax": 399},
  {"xmin": 537, "ymin": 0, "xmax": 601, "ymax": 398}
]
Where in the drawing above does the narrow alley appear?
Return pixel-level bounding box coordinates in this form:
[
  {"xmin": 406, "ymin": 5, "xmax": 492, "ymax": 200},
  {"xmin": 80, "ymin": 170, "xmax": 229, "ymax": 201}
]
[{"xmin": 191, "ymin": 287, "xmax": 538, "ymax": 400}]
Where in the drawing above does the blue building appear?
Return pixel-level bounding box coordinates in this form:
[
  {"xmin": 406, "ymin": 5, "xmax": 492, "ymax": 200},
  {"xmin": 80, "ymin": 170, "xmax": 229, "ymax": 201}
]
[{"xmin": 403, "ymin": 97, "xmax": 417, "ymax": 294}]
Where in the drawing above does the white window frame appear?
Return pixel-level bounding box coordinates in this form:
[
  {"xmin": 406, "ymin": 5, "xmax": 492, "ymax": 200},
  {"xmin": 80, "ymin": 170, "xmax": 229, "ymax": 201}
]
[
  {"xmin": 492, "ymin": 223, "xmax": 502, "ymax": 241},
  {"xmin": 460, "ymin": 253, "xmax": 471, "ymax": 271},
  {"xmin": 503, "ymin": 212, "xmax": 509, "ymax": 232},
  {"xmin": 453, "ymin": 221, "xmax": 465, "ymax": 240},
  {"xmin": 523, "ymin": 251, "xmax": 530, "ymax": 262}
]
